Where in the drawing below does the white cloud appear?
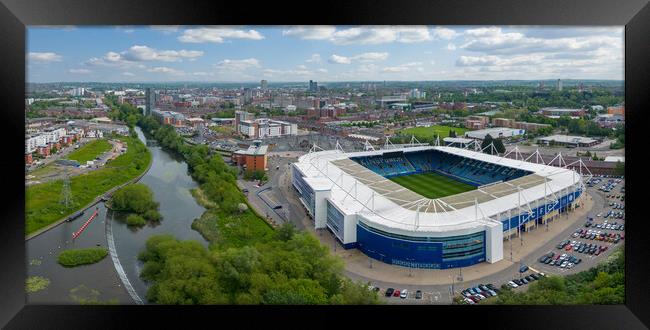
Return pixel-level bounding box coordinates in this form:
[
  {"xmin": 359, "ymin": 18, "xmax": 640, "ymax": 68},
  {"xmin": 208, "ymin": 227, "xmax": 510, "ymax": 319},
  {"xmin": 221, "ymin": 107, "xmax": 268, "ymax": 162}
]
[
  {"xmin": 147, "ymin": 66, "xmax": 184, "ymax": 75},
  {"xmin": 382, "ymin": 62, "xmax": 422, "ymax": 73},
  {"xmin": 150, "ymin": 26, "xmax": 180, "ymax": 34},
  {"xmin": 215, "ymin": 58, "xmax": 261, "ymax": 71},
  {"xmin": 283, "ymin": 26, "xmax": 432, "ymax": 44},
  {"xmin": 263, "ymin": 68, "xmax": 312, "ymax": 77},
  {"xmin": 121, "ymin": 72, "xmax": 135, "ymax": 76},
  {"xmin": 69, "ymin": 68, "xmax": 91, "ymax": 74},
  {"xmin": 192, "ymin": 72, "xmax": 211, "ymax": 76},
  {"xmin": 446, "ymin": 43, "xmax": 457, "ymax": 51},
  {"xmin": 116, "ymin": 26, "xmax": 136, "ymax": 34},
  {"xmin": 178, "ymin": 28, "xmax": 264, "ymax": 43},
  {"xmin": 328, "ymin": 54, "xmax": 352, "ymax": 64},
  {"xmin": 306, "ymin": 53, "xmax": 321, "ymax": 63},
  {"xmin": 122, "ymin": 45, "xmax": 203, "ymax": 62},
  {"xmin": 28, "ymin": 52, "xmax": 63, "ymax": 62},
  {"xmin": 453, "ymin": 26, "xmax": 623, "ymax": 79},
  {"xmin": 352, "ymin": 52, "xmax": 389, "ymax": 62},
  {"xmin": 329, "ymin": 52, "xmax": 389, "ymax": 64},
  {"xmin": 86, "ymin": 45, "xmax": 203, "ymax": 68},
  {"xmin": 432, "ymin": 27, "xmax": 458, "ymax": 40}
]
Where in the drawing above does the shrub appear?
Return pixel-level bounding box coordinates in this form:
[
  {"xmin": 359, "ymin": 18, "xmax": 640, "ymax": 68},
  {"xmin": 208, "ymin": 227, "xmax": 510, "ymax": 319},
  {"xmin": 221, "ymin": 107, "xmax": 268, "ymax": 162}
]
[
  {"xmin": 57, "ymin": 247, "xmax": 108, "ymax": 267},
  {"xmin": 144, "ymin": 209, "xmax": 162, "ymax": 222},
  {"xmin": 126, "ymin": 214, "xmax": 147, "ymax": 227}
]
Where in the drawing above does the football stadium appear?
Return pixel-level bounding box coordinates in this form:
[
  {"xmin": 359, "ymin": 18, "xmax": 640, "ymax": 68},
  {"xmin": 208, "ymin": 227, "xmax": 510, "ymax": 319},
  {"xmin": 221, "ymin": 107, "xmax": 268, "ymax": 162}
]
[{"xmin": 291, "ymin": 145, "xmax": 585, "ymax": 269}]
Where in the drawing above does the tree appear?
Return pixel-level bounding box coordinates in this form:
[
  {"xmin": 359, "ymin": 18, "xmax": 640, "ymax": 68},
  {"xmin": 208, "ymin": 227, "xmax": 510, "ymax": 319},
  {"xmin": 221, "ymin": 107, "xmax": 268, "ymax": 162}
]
[
  {"xmin": 478, "ymin": 134, "xmax": 506, "ymax": 154},
  {"xmin": 493, "ymin": 138, "xmax": 506, "ymax": 154}
]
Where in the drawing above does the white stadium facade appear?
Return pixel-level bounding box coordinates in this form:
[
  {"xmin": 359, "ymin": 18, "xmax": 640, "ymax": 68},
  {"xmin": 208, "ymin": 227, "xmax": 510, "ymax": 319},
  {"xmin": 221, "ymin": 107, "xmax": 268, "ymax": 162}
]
[{"xmin": 291, "ymin": 144, "xmax": 586, "ymax": 269}]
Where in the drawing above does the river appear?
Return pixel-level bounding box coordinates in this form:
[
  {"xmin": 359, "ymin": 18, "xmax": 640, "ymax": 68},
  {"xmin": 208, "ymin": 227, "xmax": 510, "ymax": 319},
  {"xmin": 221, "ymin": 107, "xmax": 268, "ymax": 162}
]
[{"xmin": 27, "ymin": 127, "xmax": 208, "ymax": 304}]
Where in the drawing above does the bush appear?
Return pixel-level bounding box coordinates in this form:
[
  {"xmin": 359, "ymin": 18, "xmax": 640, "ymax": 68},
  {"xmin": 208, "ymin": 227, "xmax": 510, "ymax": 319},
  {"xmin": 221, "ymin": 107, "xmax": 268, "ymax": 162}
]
[
  {"xmin": 111, "ymin": 183, "xmax": 158, "ymax": 214},
  {"xmin": 57, "ymin": 247, "xmax": 108, "ymax": 267},
  {"xmin": 144, "ymin": 209, "xmax": 162, "ymax": 222},
  {"xmin": 127, "ymin": 214, "xmax": 147, "ymax": 227}
]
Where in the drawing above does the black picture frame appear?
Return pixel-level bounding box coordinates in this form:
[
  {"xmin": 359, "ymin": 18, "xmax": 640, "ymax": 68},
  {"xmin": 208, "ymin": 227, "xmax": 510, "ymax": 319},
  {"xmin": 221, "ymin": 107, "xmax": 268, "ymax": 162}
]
[{"xmin": 1, "ymin": 0, "xmax": 649, "ymax": 328}]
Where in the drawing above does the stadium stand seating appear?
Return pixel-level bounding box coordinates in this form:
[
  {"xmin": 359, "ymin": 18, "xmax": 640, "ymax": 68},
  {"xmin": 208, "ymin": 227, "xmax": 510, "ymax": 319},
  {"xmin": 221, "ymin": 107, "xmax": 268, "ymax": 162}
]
[{"xmin": 352, "ymin": 150, "xmax": 531, "ymax": 186}]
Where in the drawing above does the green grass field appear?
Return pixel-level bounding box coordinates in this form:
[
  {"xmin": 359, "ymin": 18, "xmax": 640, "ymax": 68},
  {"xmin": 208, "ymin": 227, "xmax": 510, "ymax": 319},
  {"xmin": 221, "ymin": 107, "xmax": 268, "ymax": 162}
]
[
  {"xmin": 25, "ymin": 136, "xmax": 151, "ymax": 235},
  {"xmin": 66, "ymin": 139, "xmax": 112, "ymax": 163},
  {"xmin": 390, "ymin": 172, "xmax": 476, "ymax": 199},
  {"xmin": 399, "ymin": 125, "xmax": 468, "ymax": 140}
]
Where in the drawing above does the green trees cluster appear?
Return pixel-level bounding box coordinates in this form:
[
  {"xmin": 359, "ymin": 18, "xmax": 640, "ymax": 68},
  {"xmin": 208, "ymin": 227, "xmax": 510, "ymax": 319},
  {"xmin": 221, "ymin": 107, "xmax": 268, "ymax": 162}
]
[
  {"xmin": 481, "ymin": 134, "xmax": 506, "ymax": 155},
  {"xmin": 139, "ymin": 226, "xmax": 379, "ymax": 305},
  {"xmin": 243, "ymin": 169, "xmax": 267, "ymax": 182},
  {"xmin": 136, "ymin": 117, "xmax": 380, "ymax": 304},
  {"xmin": 491, "ymin": 248, "xmax": 624, "ymax": 305},
  {"xmin": 111, "ymin": 183, "xmax": 162, "ymax": 226}
]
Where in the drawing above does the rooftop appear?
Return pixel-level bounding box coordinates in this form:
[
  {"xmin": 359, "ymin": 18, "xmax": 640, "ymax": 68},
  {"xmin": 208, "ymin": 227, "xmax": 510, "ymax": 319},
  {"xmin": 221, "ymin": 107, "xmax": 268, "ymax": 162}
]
[
  {"xmin": 537, "ymin": 135, "xmax": 597, "ymax": 144},
  {"xmin": 294, "ymin": 146, "xmax": 580, "ymax": 234}
]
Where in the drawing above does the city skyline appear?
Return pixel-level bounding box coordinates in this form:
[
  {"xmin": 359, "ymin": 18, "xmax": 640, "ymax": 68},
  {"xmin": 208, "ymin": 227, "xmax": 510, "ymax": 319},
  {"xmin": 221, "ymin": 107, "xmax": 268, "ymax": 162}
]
[{"xmin": 28, "ymin": 26, "xmax": 624, "ymax": 83}]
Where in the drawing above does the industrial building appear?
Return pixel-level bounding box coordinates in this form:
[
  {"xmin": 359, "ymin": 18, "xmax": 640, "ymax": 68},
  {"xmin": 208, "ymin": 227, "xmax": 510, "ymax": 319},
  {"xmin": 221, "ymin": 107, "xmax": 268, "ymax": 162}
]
[
  {"xmin": 537, "ymin": 135, "xmax": 599, "ymax": 147},
  {"xmin": 464, "ymin": 127, "xmax": 526, "ymax": 141}
]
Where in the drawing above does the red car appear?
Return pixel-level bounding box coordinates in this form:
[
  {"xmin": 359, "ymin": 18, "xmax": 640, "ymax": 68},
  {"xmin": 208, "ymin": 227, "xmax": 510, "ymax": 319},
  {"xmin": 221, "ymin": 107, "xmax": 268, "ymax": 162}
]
[
  {"xmin": 565, "ymin": 245, "xmax": 573, "ymax": 251},
  {"xmin": 601, "ymin": 246, "xmax": 609, "ymax": 251},
  {"xmin": 393, "ymin": 290, "xmax": 400, "ymax": 297}
]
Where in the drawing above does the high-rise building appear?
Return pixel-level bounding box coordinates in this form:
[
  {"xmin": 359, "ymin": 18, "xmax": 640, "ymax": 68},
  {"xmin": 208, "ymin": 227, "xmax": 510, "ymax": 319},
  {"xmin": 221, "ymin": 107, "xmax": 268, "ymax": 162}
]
[
  {"xmin": 145, "ymin": 88, "xmax": 158, "ymax": 116},
  {"xmin": 309, "ymin": 80, "xmax": 318, "ymax": 92},
  {"xmin": 557, "ymin": 79, "xmax": 563, "ymax": 91},
  {"xmin": 261, "ymin": 80, "xmax": 268, "ymax": 90}
]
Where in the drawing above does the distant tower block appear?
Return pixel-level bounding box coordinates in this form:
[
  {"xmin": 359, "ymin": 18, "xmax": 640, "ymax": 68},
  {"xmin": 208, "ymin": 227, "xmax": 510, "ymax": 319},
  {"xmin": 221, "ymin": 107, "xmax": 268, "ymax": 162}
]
[{"xmin": 557, "ymin": 79, "xmax": 563, "ymax": 91}]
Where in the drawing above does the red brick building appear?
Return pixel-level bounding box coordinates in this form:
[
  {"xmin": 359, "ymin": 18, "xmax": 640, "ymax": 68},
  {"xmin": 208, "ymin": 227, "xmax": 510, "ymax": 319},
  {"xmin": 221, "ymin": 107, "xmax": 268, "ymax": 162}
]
[{"xmin": 233, "ymin": 141, "xmax": 268, "ymax": 173}]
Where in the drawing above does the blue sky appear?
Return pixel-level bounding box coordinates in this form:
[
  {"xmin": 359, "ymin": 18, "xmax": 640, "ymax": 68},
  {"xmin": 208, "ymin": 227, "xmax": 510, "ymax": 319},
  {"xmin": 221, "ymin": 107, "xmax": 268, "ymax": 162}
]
[{"xmin": 27, "ymin": 26, "xmax": 624, "ymax": 83}]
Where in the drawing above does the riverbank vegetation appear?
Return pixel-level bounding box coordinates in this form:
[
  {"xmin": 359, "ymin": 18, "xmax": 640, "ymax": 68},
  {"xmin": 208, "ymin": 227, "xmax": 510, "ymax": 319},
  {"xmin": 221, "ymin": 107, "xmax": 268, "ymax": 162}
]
[
  {"xmin": 137, "ymin": 116, "xmax": 379, "ymax": 304},
  {"xmin": 57, "ymin": 247, "xmax": 109, "ymax": 267},
  {"xmin": 66, "ymin": 139, "xmax": 112, "ymax": 163},
  {"xmin": 483, "ymin": 248, "xmax": 624, "ymax": 305},
  {"xmin": 26, "ymin": 135, "xmax": 152, "ymax": 235}
]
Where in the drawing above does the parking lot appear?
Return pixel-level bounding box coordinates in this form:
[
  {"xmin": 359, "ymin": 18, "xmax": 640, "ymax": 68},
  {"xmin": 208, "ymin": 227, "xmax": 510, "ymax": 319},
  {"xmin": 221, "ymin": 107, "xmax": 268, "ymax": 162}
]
[
  {"xmin": 379, "ymin": 287, "xmax": 445, "ymax": 304},
  {"xmin": 533, "ymin": 176, "xmax": 624, "ymax": 275}
]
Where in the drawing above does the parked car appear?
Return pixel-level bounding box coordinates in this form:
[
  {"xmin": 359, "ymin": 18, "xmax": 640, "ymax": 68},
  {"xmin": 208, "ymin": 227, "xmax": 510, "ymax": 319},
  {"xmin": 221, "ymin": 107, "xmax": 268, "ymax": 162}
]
[
  {"xmin": 415, "ymin": 290, "xmax": 422, "ymax": 299},
  {"xmin": 400, "ymin": 289, "xmax": 408, "ymax": 299},
  {"xmin": 393, "ymin": 290, "xmax": 400, "ymax": 297},
  {"xmin": 385, "ymin": 288, "xmax": 394, "ymax": 297},
  {"xmin": 508, "ymin": 281, "xmax": 518, "ymax": 288}
]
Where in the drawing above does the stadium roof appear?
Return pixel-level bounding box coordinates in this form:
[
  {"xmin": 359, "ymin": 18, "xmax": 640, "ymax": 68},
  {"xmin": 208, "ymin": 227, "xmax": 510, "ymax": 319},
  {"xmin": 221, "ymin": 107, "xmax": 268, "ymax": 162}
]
[{"xmin": 294, "ymin": 145, "xmax": 581, "ymax": 235}]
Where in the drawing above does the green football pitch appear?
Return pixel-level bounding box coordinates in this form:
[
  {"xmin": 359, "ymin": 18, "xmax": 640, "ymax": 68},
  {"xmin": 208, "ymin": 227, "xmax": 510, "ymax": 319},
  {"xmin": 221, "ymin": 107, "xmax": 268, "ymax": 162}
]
[{"xmin": 389, "ymin": 172, "xmax": 476, "ymax": 199}]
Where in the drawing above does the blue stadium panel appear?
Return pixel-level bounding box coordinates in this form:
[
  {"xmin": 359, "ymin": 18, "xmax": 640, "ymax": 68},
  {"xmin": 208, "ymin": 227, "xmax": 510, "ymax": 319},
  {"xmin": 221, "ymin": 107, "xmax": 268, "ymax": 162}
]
[
  {"xmin": 351, "ymin": 149, "xmax": 532, "ymax": 186},
  {"xmin": 292, "ymin": 166, "xmax": 316, "ymax": 216},
  {"xmin": 356, "ymin": 221, "xmax": 486, "ymax": 269},
  {"xmin": 501, "ymin": 190, "xmax": 582, "ymax": 231},
  {"xmin": 326, "ymin": 200, "xmax": 345, "ymax": 243}
]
